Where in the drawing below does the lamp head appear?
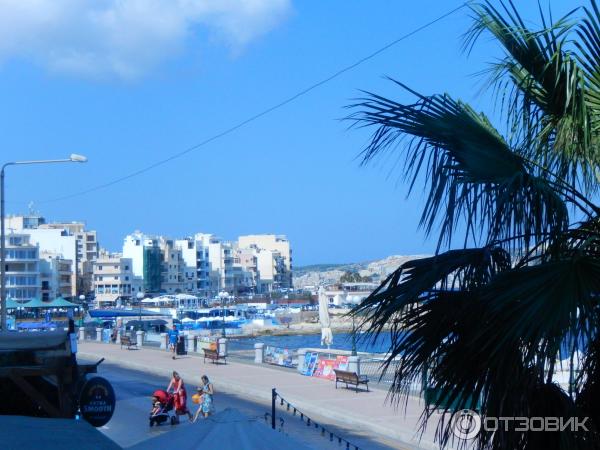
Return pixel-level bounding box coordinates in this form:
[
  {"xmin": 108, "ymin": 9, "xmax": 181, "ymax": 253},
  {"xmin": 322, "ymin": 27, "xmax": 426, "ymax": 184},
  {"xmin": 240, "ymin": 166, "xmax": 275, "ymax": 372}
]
[{"xmin": 70, "ymin": 153, "xmax": 88, "ymax": 162}]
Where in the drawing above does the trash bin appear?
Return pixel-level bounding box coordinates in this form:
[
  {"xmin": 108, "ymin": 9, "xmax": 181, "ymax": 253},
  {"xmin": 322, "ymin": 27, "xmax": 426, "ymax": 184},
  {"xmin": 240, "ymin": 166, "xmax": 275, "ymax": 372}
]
[{"xmin": 176, "ymin": 335, "xmax": 187, "ymax": 355}]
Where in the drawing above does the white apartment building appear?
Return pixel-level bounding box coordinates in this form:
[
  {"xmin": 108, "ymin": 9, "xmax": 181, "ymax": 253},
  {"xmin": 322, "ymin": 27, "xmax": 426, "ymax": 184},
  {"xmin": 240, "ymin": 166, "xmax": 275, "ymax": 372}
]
[
  {"xmin": 4, "ymin": 214, "xmax": 46, "ymax": 230},
  {"xmin": 235, "ymin": 247, "xmax": 258, "ymax": 290},
  {"xmin": 3, "ymin": 233, "xmax": 40, "ymax": 301},
  {"xmin": 39, "ymin": 252, "xmax": 72, "ymax": 301},
  {"xmin": 119, "ymin": 232, "xmax": 294, "ymax": 297},
  {"xmin": 175, "ymin": 234, "xmax": 214, "ymax": 295},
  {"xmin": 254, "ymin": 248, "xmax": 285, "ymax": 293},
  {"xmin": 160, "ymin": 238, "xmax": 185, "ymax": 294},
  {"xmin": 238, "ymin": 235, "xmax": 292, "ymax": 288},
  {"xmin": 92, "ymin": 255, "xmax": 141, "ymax": 306},
  {"xmin": 122, "ymin": 232, "xmax": 163, "ymax": 293},
  {"xmin": 25, "ymin": 228, "xmax": 77, "ymax": 297},
  {"xmin": 5, "ymin": 216, "xmax": 100, "ymax": 297},
  {"xmin": 40, "ymin": 224, "xmax": 100, "ymax": 295}
]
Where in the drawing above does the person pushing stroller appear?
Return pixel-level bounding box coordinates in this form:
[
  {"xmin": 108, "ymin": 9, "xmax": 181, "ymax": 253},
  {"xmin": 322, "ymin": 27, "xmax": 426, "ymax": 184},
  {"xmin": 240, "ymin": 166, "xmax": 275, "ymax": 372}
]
[{"xmin": 167, "ymin": 371, "xmax": 193, "ymax": 422}]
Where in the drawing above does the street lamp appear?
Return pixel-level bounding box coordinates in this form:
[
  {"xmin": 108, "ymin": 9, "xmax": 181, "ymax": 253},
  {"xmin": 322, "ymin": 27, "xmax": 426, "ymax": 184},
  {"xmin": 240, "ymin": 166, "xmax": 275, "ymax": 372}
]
[
  {"xmin": 218, "ymin": 291, "xmax": 228, "ymax": 337},
  {"xmin": 351, "ymin": 315, "xmax": 357, "ymax": 356},
  {"xmin": 1, "ymin": 154, "xmax": 88, "ymax": 331},
  {"xmin": 137, "ymin": 291, "xmax": 144, "ymax": 331},
  {"xmin": 78, "ymin": 294, "xmax": 86, "ymax": 328}
]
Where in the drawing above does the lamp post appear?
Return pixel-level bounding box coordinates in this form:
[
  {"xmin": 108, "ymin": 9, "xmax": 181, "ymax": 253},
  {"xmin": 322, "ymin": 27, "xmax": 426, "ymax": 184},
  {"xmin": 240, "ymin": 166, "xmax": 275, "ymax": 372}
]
[
  {"xmin": 78, "ymin": 294, "xmax": 86, "ymax": 328},
  {"xmin": 137, "ymin": 291, "xmax": 144, "ymax": 331},
  {"xmin": 1, "ymin": 154, "xmax": 87, "ymax": 331},
  {"xmin": 218, "ymin": 291, "xmax": 228, "ymax": 337},
  {"xmin": 351, "ymin": 315, "xmax": 357, "ymax": 356}
]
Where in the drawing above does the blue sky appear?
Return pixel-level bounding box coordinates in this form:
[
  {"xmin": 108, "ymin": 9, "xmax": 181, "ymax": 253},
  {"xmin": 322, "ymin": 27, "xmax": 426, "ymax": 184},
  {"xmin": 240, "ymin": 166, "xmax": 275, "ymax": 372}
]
[{"xmin": 0, "ymin": 1, "xmax": 579, "ymax": 265}]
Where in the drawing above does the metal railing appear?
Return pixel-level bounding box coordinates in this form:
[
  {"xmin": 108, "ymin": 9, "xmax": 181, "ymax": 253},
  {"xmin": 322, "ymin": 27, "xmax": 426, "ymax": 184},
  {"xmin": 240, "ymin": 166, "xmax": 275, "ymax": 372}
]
[
  {"xmin": 360, "ymin": 358, "xmax": 422, "ymax": 395},
  {"xmin": 227, "ymin": 337, "xmax": 258, "ymax": 362}
]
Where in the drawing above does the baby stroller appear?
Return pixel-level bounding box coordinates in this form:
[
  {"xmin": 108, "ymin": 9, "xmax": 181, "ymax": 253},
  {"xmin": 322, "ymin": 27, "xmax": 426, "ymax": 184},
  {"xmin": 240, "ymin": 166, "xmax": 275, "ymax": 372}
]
[{"xmin": 149, "ymin": 389, "xmax": 178, "ymax": 426}]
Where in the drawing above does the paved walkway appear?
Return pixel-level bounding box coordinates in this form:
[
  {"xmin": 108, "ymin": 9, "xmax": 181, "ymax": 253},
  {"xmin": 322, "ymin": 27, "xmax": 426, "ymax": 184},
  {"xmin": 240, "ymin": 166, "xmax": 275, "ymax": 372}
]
[{"xmin": 78, "ymin": 341, "xmax": 447, "ymax": 450}]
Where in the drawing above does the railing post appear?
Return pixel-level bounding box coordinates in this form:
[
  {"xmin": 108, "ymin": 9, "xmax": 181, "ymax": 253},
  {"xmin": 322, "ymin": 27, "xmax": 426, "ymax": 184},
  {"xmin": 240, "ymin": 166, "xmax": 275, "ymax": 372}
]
[
  {"xmin": 136, "ymin": 330, "xmax": 144, "ymax": 347},
  {"xmin": 218, "ymin": 337, "xmax": 227, "ymax": 358},
  {"xmin": 271, "ymin": 388, "xmax": 276, "ymax": 430},
  {"xmin": 348, "ymin": 355, "xmax": 361, "ymax": 376},
  {"xmin": 160, "ymin": 332, "xmax": 167, "ymax": 350},
  {"xmin": 297, "ymin": 349, "xmax": 307, "ymax": 374},
  {"xmin": 78, "ymin": 328, "xmax": 85, "ymax": 341},
  {"xmin": 95, "ymin": 327, "xmax": 102, "ymax": 342},
  {"xmin": 185, "ymin": 334, "xmax": 194, "ymax": 353},
  {"xmin": 254, "ymin": 342, "xmax": 264, "ymax": 364}
]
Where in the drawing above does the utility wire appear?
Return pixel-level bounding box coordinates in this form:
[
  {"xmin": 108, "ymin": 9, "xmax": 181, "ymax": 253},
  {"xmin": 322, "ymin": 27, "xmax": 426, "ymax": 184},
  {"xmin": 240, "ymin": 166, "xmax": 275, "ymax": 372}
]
[{"xmin": 40, "ymin": 2, "xmax": 466, "ymax": 204}]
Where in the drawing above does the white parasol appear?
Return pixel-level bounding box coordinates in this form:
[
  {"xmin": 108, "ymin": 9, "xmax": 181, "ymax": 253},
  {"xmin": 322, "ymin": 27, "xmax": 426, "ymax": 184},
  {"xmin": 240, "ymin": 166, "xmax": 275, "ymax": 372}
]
[{"xmin": 318, "ymin": 286, "xmax": 333, "ymax": 347}]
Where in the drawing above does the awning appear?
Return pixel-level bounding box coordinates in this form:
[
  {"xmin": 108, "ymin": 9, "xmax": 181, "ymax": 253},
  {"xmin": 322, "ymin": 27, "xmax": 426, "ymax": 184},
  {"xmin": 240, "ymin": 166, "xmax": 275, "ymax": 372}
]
[
  {"xmin": 88, "ymin": 309, "xmax": 164, "ymax": 318},
  {"xmin": 17, "ymin": 322, "xmax": 58, "ymax": 330},
  {"xmin": 50, "ymin": 298, "xmax": 78, "ymax": 308},
  {"xmin": 21, "ymin": 298, "xmax": 54, "ymax": 309},
  {"xmin": 4, "ymin": 298, "xmax": 30, "ymax": 309},
  {"xmin": 96, "ymin": 294, "xmax": 119, "ymax": 303}
]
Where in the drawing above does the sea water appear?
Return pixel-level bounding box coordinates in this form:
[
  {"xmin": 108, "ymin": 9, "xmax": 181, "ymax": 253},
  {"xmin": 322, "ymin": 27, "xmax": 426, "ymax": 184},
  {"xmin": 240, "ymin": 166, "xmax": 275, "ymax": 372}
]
[{"xmin": 228, "ymin": 331, "xmax": 395, "ymax": 354}]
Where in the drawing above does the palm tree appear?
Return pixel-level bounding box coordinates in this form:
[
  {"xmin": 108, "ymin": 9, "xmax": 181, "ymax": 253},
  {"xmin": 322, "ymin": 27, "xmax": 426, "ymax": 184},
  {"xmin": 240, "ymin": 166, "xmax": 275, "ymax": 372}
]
[{"xmin": 349, "ymin": 1, "xmax": 600, "ymax": 449}]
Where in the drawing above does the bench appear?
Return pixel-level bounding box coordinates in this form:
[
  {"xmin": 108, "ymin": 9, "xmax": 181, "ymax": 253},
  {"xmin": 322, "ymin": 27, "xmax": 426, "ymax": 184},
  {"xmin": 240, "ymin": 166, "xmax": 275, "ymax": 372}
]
[
  {"xmin": 203, "ymin": 348, "xmax": 226, "ymax": 364},
  {"xmin": 334, "ymin": 369, "xmax": 369, "ymax": 392},
  {"xmin": 120, "ymin": 335, "xmax": 137, "ymax": 350}
]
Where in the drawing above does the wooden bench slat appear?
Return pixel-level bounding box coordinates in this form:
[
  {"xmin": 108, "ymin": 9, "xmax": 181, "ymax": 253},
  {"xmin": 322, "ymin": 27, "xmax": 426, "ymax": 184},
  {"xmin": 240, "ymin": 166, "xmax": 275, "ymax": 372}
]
[
  {"xmin": 120, "ymin": 335, "xmax": 137, "ymax": 350},
  {"xmin": 333, "ymin": 369, "xmax": 369, "ymax": 392}
]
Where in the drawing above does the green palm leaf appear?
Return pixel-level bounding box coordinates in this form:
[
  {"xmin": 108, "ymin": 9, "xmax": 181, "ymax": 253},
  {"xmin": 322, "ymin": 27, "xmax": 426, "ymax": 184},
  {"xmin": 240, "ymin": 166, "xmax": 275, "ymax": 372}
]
[
  {"xmin": 349, "ymin": 87, "xmax": 570, "ymax": 251},
  {"xmin": 467, "ymin": 1, "xmax": 598, "ymax": 192}
]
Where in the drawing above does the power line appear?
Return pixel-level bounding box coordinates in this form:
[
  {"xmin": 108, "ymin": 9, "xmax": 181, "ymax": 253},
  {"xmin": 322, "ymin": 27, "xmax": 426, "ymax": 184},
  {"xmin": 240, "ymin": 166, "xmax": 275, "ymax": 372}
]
[{"xmin": 40, "ymin": 2, "xmax": 466, "ymax": 204}]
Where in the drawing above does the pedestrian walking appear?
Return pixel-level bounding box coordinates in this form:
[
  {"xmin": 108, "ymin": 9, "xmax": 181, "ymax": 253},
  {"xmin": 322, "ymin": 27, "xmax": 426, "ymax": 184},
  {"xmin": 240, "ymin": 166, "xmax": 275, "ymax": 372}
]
[
  {"xmin": 168, "ymin": 325, "xmax": 179, "ymax": 360},
  {"xmin": 193, "ymin": 375, "xmax": 214, "ymax": 422}
]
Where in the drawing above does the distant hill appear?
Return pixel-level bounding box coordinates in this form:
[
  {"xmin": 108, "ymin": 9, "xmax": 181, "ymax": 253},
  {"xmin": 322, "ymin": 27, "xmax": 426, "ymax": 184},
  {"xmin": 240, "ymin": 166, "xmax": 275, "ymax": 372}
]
[
  {"xmin": 293, "ymin": 254, "xmax": 430, "ymax": 288},
  {"xmin": 293, "ymin": 262, "xmax": 366, "ymax": 276}
]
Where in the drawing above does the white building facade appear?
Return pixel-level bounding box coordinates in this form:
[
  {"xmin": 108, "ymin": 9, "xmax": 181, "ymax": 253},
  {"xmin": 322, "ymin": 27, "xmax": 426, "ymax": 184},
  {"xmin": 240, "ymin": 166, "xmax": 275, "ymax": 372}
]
[
  {"xmin": 92, "ymin": 254, "xmax": 141, "ymax": 306},
  {"xmin": 3, "ymin": 233, "xmax": 40, "ymax": 301}
]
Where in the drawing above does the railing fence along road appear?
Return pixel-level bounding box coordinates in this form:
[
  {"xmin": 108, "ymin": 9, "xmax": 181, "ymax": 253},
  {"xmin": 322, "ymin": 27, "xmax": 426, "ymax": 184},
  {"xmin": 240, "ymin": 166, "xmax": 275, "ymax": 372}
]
[{"xmin": 267, "ymin": 388, "xmax": 361, "ymax": 450}]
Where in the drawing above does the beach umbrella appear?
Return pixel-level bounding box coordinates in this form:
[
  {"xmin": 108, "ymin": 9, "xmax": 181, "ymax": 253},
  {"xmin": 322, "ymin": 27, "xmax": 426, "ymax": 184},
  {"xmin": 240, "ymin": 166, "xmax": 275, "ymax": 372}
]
[
  {"xmin": 128, "ymin": 408, "xmax": 312, "ymax": 450},
  {"xmin": 318, "ymin": 287, "xmax": 333, "ymax": 348}
]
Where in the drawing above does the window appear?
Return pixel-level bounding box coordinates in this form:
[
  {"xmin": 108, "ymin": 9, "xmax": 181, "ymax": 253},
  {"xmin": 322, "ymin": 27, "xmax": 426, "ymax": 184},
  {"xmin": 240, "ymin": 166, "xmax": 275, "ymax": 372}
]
[
  {"xmin": 125, "ymin": 276, "xmax": 129, "ymax": 281},
  {"xmin": 114, "ymin": 276, "xmax": 119, "ymax": 280},
  {"xmin": 114, "ymin": 265, "xmax": 119, "ymax": 269},
  {"xmin": 98, "ymin": 265, "xmax": 103, "ymax": 270},
  {"xmin": 125, "ymin": 265, "xmax": 129, "ymax": 271}
]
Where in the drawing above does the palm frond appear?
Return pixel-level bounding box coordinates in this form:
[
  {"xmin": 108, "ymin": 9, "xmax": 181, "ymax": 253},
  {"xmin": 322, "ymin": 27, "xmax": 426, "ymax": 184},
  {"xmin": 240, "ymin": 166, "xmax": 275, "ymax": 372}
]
[
  {"xmin": 466, "ymin": 1, "xmax": 599, "ymax": 192},
  {"xmin": 348, "ymin": 87, "xmax": 571, "ymax": 251}
]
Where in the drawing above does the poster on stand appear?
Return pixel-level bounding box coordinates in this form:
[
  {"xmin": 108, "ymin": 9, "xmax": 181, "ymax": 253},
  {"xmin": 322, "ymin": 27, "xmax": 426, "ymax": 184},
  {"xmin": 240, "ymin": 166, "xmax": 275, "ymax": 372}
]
[
  {"xmin": 264, "ymin": 346, "xmax": 294, "ymax": 368},
  {"xmin": 302, "ymin": 352, "xmax": 319, "ymax": 376},
  {"xmin": 313, "ymin": 355, "xmax": 349, "ymax": 380}
]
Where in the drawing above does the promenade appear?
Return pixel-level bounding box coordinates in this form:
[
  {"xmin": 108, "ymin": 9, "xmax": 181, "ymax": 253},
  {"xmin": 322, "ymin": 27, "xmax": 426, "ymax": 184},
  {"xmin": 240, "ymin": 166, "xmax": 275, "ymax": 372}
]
[{"xmin": 78, "ymin": 341, "xmax": 449, "ymax": 450}]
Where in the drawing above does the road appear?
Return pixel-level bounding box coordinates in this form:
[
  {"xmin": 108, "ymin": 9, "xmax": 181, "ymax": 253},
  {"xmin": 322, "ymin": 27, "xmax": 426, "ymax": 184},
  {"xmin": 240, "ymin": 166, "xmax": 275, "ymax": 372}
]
[{"xmin": 89, "ymin": 361, "xmax": 402, "ymax": 450}]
